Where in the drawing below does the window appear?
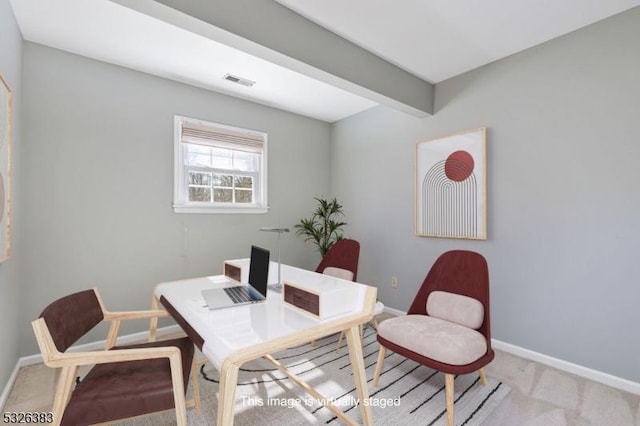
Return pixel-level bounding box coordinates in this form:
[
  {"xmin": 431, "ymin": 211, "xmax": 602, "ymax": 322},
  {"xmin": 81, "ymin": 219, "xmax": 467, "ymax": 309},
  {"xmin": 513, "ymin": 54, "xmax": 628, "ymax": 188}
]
[{"xmin": 174, "ymin": 116, "xmax": 268, "ymax": 213}]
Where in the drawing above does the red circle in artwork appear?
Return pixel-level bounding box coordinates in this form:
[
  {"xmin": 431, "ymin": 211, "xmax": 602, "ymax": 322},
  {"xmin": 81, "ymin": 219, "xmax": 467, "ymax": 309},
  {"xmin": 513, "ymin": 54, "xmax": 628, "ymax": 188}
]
[{"xmin": 444, "ymin": 150, "xmax": 474, "ymax": 181}]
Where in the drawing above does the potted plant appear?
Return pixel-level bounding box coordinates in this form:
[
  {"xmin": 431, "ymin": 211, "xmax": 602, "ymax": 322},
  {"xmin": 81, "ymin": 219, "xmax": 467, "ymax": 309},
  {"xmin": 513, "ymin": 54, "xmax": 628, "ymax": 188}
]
[{"xmin": 295, "ymin": 197, "xmax": 347, "ymax": 257}]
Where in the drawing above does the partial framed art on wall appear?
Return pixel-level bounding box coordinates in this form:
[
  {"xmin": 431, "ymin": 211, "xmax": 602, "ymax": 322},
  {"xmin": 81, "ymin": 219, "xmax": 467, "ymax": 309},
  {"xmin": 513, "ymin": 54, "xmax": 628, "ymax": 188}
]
[
  {"xmin": 0, "ymin": 74, "xmax": 12, "ymax": 262},
  {"xmin": 415, "ymin": 128, "xmax": 486, "ymax": 240}
]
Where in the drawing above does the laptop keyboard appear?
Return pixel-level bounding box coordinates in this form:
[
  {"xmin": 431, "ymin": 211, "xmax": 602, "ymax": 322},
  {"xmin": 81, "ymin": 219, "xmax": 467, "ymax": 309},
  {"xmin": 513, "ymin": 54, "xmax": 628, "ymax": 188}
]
[{"xmin": 224, "ymin": 286, "xmax": 256, "ymax": 303}]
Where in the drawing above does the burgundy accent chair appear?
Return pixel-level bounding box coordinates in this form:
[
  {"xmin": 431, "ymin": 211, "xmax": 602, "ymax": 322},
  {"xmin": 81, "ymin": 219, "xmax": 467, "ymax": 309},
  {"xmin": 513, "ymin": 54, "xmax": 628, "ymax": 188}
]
[
  {"xmin": 31, "ymin": 288, "xmax": 199, "ymax": 426},
  {"xmin": 313, "ymin": 239, "xmax": 360, "ymax": 348},
  {"xmin": 315, "ymin": 239, "xmax": 360, "ymax": 282},
  {"xmin": 372, "ymin": 250, "xmax": 494, "ymax": 426}
]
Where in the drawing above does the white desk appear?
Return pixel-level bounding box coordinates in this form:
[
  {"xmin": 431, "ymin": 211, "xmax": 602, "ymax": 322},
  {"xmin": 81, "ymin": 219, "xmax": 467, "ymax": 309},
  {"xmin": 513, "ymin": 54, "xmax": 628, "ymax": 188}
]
[{"xmin": 152, "ymin": 261, "xmax": 377, "ymax": 425}]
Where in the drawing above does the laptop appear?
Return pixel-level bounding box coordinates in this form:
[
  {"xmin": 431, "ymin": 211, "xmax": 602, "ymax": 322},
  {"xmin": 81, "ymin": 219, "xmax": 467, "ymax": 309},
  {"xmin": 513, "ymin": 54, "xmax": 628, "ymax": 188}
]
[{"xmin": 202, "ymin": 245, "xmax": 270, "ymax": 310}]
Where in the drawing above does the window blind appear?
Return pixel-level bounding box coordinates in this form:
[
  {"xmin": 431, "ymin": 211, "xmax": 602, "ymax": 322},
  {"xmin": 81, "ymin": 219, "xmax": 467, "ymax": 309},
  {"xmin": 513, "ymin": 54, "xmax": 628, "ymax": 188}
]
[{"xmin": 181, "ymin": 121, "xmax": 264, "ymax": 154}]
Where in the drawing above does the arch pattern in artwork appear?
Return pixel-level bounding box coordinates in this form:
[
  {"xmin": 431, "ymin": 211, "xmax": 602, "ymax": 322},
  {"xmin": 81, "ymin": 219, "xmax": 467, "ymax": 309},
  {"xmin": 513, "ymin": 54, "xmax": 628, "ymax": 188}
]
[{"xmin": 415, "ymin": 128, "xmax": 486, "ymax": 240}]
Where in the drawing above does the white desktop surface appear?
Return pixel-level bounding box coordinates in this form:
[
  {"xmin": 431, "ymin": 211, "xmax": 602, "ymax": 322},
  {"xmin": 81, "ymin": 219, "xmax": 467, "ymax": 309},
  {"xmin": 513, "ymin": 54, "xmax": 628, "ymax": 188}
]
[
  {"xmin": 154, "ymin": 260, "xmax": 376, "ymax": 425},
  {"xmin": 155, "ymin": 261, "xmax": 369, "ymax": 370}
]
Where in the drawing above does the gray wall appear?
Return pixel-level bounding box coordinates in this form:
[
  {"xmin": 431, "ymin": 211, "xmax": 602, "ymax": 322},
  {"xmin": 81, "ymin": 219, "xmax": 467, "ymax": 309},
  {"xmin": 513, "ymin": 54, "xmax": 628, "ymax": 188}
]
[
  {"xmin": 331, "ymin": 8, "xmax": 640, "ymax": 382},
  {"xmin": 5, "ymin": 0, "xmax": 640, "ymax": 391},
  {"xmin": 18, "ymin": 43, "xmax": 332, "ymax": 354},
  {"xmin": 0, "ymin": 0, "xmax": 23, "ymax": 389}
]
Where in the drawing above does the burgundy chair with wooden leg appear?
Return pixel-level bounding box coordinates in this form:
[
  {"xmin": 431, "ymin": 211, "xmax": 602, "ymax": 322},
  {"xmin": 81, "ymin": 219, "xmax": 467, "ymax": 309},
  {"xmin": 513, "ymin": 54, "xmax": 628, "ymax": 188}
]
[
  {"xmin": 32, "ymin": 288, "xmax": 199, "ymax": 426},
  {"xmin": 313, "ymin": 239, "xmax": 361, "ymax": 348},
  {"xmin": 315, "ymin": 238, "xmax": 360, "ymax": 281},
  {"xmin": 372, "ymin": 250, "xmax": 494, "ymax": 426}
]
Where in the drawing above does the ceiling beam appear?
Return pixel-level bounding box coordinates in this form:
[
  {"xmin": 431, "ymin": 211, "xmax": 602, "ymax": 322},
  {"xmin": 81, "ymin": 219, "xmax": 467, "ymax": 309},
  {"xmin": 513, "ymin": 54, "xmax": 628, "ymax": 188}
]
[{"xmin": 113, "ymin": 0, "xmax": 434, "ymax": 117}]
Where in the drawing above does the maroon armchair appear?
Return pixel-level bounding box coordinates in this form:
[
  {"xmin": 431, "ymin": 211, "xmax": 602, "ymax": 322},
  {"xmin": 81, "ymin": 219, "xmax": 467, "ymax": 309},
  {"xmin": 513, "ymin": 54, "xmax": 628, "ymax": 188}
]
[
  {"xmin": 313, "ymin": 239, "xmax": 360, "ymax": 348},
  {"xmin": 32, "ymin": 288, "xmax": 199, "ymax": 426},
  {"xmin": 372, "ymin": 250, "xmax": 494, "ymax": 426},
  {"xmin": 315, "ymin": 239, "xmax": 360, "ymax": 281}
]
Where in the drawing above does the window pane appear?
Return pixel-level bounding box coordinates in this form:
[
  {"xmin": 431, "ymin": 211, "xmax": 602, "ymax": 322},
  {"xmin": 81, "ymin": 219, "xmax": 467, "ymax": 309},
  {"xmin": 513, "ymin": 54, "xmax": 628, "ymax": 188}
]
[
  {"xmin": 234, "ymin": 176, "xmax": 253, "ymax": 189},
  {"xmin": 214, "ymin": 188, "xmax": 233, "ymax": 203},
  {"xmin": 235, "ymin": 189, "xmax": 253, "ymax": 203},
  {"xmin": 185, "ymin": 144, "xmax": 212, "ymax": 167},
  {"xmin": 188, "ymin": 171, "xmax": 212, "ymax": 186},
  {"xmin": 233, "ymin": 151, "xmax": 259, "ymax": 171},
  {"xmin": 176, "ymin": 117, "xmax": 267, "ymax": 212},
  {"xmin": 213, "ymin": 174, "xmax": 234, "ymax": 187},
  {"xmin": 189, "ymin": 187, "xmax": 211, "ymax": 202},
  {"xmin": 187, "ymin": 144, "xmax": 211, "ymax": 154},
  {"xmin": 186, "ymin": 153, "xmax": 212, "ymax": 167},
  {"xmin": 211, "ymin": 147, "xmax": 233, "ymax": 169}
]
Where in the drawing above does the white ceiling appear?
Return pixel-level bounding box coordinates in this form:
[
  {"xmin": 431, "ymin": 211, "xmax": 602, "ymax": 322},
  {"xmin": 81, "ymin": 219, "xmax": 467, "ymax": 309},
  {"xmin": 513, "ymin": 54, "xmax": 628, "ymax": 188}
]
[
  {"xmin": 10, "ymin": 0, "xmax": 640, "ymax": 122},
  {"xmin": 9, "ymin": 0, "xmax": 377, "ymax": 122},
  {"xmin": 275, "ymin": 0, "xmax": 640, "ymax": 84}
]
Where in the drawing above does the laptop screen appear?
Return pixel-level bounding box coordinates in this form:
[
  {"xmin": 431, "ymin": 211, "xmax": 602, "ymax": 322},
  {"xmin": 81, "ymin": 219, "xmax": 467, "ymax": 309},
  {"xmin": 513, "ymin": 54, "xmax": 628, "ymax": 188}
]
[{"xmin": 248, "ymin": 245, "xmax": 270, "ymax": 296}]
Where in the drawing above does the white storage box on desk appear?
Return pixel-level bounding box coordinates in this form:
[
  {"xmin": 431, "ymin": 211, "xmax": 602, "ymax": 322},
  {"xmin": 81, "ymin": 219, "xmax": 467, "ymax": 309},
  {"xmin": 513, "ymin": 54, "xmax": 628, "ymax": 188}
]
[
  {"xmin": 223, "ymin": 258, "xmax": 279, "ymax": 284},
  {"xmin": 283, "ymin": 273, "xmax": 359, "ymax": 320}
]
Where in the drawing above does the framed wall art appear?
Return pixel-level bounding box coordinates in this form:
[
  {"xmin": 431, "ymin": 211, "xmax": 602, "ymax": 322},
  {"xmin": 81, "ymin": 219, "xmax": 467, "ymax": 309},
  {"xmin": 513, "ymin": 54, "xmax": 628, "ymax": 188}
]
[
  {"xmin": 415, "ymin": 128, "xmax": 486, "ymax": 240},
  {"xmin": 0, "ymin": 74, "xmax": 12, "ymax": 262}
]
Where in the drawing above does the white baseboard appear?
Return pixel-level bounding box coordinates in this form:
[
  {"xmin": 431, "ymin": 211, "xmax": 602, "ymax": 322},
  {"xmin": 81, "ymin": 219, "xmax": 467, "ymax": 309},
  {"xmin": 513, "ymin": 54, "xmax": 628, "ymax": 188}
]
[
  {"xmin": 382, "ymin": 305, "xmax": 406, "ymax": 317},
  {"xmin": 0, "ymin": 361, "xmax": 23, "ymax": 412},
  {"xmin": 5, "ymin": 313, "xmax": 639, "ymax": 411},
  {"xmin": 380, "ymin": 305, "xmax": 640, "ymax": 395},
  {"xmin": 1, "ymin": 324, "xmax": 182, "ymax": 410},
  {"xmin": 491, "ymin": 339, "xmax": 640, "ymax": 395}
]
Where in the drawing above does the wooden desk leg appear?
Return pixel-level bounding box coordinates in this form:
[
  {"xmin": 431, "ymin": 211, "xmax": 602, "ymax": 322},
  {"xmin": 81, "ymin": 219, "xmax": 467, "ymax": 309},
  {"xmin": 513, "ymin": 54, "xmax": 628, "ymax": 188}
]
[
  {"xmin": 217, "ymin": 361, "xmax": 240, "ymax": 426},
  {"xmin": 345, "ymin": 325, "xmax": 373, "ymax": 426},
  {"xmin": 149, "ymin": 295, "xmax": 159, "ymax": 342}
]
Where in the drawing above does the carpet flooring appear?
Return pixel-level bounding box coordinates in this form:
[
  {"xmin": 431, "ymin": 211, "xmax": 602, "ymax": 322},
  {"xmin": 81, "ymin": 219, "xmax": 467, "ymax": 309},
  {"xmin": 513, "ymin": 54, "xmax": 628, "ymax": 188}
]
[
  {"xmin": 120, "ymin": 328, "xmax": 509, "ymax": 425},
  {"xmin": 6, "ymin": 314, "xmax": 639, "ymax": 424}
]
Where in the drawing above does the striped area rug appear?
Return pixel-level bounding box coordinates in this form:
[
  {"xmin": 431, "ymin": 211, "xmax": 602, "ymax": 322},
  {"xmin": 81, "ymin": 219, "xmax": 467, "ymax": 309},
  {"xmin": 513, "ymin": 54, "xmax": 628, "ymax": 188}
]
[{"xmin": 121, "ymin": 328, "xmax": 509, "ymax": 425}]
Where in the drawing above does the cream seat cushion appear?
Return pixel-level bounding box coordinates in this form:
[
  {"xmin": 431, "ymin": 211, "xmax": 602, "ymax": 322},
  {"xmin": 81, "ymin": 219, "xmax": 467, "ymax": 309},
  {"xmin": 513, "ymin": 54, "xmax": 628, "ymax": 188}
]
[
  {"xmin": 426, "ymin": 290, "xmax": 484, "ymax": 329},
  {"xmin": 377, "ymin": 315, "xmax": 487, "ymax": 366},
  {"xmin": 322, "ymin": 266, "xmax": 354, "ymax": 281}
]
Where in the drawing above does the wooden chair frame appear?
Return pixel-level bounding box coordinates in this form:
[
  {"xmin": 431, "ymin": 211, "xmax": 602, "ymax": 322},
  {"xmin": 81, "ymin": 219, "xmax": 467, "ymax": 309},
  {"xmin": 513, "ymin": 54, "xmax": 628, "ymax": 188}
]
[{"xmin": 32, "ymin": 288, "xmax": 200, "ymax": 426}]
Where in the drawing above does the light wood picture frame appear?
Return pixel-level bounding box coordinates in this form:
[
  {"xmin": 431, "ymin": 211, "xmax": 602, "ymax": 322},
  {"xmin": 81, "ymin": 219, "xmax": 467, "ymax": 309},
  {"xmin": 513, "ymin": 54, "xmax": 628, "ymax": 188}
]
[
  {"xmin": 0, "ymin": 74, "xmax": 12, "ymax": 262},
  {"xmin": 415, "ymin": 128, "xmax": 486, "ymax": 240}
]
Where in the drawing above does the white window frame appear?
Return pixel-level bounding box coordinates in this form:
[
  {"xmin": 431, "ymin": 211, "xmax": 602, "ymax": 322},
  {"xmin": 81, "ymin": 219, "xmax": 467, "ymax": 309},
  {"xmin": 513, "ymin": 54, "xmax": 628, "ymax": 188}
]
[{"xmin": 173, "ymin": 115, "xmax": 268, "ymax": 214}]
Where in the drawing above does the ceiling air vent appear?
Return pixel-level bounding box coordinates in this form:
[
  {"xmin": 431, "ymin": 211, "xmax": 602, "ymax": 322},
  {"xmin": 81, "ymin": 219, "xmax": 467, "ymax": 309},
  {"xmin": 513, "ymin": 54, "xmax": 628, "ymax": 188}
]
[{"xmin": 223, "ymin": 73, "xmax": 256, "ymax": 87}]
